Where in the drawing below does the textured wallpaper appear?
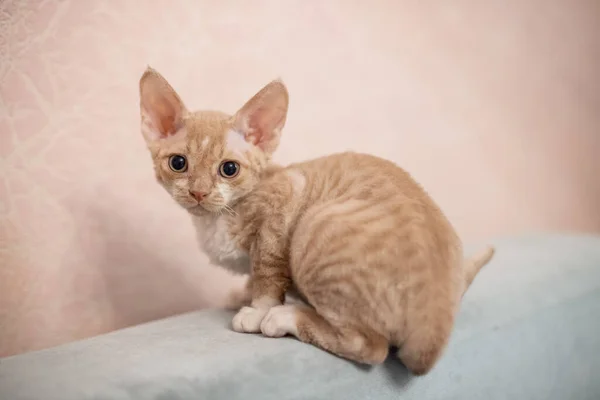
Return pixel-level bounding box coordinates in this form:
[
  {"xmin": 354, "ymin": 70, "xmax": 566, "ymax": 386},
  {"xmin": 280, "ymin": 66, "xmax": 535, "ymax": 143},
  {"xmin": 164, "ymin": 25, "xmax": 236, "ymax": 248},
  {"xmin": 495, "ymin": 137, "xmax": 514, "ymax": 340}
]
[{"xmin": 1, "ymin": 0, "xmax": 599, "ymax": 356}]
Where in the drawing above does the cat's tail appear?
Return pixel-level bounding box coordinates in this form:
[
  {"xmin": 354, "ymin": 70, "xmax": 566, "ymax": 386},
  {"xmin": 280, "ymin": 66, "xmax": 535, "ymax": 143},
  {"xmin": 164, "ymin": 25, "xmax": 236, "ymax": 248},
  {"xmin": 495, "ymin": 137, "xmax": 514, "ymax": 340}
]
[{"xmin": 462, "ymin": 246, "xmax": 495, "ymax": 294}]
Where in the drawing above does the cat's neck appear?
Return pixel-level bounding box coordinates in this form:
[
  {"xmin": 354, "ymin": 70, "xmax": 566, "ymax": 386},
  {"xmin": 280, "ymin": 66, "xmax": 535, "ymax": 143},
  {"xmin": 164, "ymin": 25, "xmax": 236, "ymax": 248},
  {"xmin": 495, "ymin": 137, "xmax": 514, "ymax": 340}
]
[{"xmin": 190, "ymin": 211, "xmax": 250, "ymax": 275}]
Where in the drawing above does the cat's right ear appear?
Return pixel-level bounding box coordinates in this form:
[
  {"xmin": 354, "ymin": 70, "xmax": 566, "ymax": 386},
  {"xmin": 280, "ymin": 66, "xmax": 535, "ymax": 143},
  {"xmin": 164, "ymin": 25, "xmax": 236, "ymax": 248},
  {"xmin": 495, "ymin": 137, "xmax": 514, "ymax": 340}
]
[{"xmin": 139, "ymin": 67, "xmax": 187, "ymax": 143}]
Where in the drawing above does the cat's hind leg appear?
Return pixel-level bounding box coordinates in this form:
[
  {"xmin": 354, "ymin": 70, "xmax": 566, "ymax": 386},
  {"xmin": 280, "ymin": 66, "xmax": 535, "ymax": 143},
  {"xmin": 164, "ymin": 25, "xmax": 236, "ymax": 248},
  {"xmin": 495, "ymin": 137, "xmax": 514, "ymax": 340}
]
[
  {"xmin": 395, "ymin": 305, "xmax": 454, "ymax": 375},
  {"xmin": 260, "ymin": 305, "xmax": 389, "ymax": 365}
]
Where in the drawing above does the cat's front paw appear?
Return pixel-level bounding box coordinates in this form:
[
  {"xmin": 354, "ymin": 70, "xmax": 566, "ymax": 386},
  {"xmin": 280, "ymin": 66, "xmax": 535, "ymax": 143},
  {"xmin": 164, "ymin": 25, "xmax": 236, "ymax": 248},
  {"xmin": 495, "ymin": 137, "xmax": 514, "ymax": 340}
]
[
  {"xmin": 260, "ymin": 305, "xmax": 299, "ymax": 338},
  {"xmin": 232, "ymin": 306, "xmax": 269, "ymax": 333}
]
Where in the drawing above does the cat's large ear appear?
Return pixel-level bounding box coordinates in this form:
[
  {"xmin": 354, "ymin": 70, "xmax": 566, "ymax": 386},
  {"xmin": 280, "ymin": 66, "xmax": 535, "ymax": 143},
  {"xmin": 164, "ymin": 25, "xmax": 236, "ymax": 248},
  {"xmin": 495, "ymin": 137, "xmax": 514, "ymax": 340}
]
[
  {"xmin": 139, "ymin": 67, "xmax": 187, "ymax": 143},
  {"xmin": 232, "ymin": 80, "xmax": 289, "ymax": 154}
]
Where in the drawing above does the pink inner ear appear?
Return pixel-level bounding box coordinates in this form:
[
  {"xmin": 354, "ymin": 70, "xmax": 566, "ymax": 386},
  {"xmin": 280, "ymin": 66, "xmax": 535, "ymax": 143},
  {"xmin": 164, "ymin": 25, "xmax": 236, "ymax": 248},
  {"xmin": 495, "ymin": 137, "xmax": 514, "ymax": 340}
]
[
  {"xmin": 245, "ymin": 106, "xmax": 285, "ymax": 149},
  {"xmin": 147, "ymin": 94, "xmax": 181, "ymax": 137},
  {"xmin": 156, "ymin": 99, "xmax": 177, "ymax": 136}
]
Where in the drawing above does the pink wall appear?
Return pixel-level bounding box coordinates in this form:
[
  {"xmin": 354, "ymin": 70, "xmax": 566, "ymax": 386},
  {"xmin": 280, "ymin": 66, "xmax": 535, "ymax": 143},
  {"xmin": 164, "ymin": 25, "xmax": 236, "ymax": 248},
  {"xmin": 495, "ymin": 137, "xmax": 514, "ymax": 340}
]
[{"xmin": 1, "ymin": 0, "xmax": 599, "ymax": 356}]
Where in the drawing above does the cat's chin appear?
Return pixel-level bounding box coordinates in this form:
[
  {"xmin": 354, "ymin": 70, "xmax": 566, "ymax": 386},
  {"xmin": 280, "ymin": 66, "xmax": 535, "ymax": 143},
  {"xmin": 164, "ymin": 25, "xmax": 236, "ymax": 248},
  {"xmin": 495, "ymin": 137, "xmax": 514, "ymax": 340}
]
[
  {"xmin": 185, "ymin": 204, "xmax": 222, "ymax": 217},
  {"xmin": 185, "ymin": 205, "xmax": 208, "ymax": 216}
]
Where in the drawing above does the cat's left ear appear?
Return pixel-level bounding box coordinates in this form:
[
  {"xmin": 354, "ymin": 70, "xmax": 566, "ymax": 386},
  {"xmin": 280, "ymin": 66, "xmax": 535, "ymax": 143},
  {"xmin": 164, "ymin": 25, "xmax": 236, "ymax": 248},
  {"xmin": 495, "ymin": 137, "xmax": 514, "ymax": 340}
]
[{"xmin": 232, "ymin": 80, "xmax": 289, "ymax": 154}]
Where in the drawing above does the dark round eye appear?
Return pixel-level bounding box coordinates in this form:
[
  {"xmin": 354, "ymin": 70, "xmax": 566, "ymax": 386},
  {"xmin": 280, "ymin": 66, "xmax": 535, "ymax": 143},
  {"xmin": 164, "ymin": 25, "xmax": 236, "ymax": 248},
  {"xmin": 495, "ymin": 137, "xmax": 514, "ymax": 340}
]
[
  {"xmin": 169, "ymin": 155, "xmax": 187, "ymax": 172},
  {"xmin": 219, "ymin": 161, "xmax": 240, "ymax": 178}
]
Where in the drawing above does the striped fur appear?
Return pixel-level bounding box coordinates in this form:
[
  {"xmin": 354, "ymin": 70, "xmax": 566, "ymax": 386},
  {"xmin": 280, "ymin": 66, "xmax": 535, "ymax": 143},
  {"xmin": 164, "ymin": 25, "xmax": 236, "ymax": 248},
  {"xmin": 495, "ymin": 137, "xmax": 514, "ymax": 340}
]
[{"xmin": 139, "ymin": 68, "xmax": 495, "ymax": 375}]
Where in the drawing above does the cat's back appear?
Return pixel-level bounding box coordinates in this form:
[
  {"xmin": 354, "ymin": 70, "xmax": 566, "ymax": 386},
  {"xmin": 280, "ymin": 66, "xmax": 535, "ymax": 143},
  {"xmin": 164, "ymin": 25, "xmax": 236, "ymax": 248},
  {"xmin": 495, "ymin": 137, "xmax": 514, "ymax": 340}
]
[
  {"xmin": 288, "ymin": 151, "xmax": 461, "ymax": 268},
  {"xmin": 290, "ymin": 151, "xmax": 436, "ymax": 207},
  {"xmin": 250, "ymin": 151, "xmax": 459, "ymax": 257}
]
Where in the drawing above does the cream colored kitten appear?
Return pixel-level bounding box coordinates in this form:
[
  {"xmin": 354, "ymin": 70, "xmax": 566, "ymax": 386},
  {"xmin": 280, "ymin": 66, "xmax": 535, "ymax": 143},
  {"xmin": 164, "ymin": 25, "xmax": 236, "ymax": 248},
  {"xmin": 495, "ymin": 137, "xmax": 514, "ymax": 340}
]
[{"xmin": 139, "ymin": 67, "xmax": 494, "ymax": 375}]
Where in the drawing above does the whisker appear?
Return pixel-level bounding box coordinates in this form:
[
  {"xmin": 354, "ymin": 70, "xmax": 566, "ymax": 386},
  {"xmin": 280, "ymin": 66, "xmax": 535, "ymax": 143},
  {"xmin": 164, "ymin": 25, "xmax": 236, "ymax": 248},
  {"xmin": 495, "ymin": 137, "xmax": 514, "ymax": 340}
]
[{"xmin": 224, "ymin": 205, "xmax": 238, "ymax": 217}]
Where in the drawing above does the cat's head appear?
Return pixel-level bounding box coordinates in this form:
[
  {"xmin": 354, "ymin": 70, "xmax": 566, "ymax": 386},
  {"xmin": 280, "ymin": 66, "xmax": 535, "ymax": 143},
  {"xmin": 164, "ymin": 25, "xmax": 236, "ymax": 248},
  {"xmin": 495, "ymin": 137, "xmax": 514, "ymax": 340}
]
[{"xmin": 139, "ymin": 67, "xmax": 288, "ymax": 215}]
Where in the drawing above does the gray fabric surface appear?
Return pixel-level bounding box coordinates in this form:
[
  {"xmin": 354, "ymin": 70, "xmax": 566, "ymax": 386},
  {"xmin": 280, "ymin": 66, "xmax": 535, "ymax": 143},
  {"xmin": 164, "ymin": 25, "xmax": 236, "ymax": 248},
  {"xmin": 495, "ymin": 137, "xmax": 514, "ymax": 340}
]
[{"xmin": 1, "ymin": 233, "xmax": 600, "ymax": 400}]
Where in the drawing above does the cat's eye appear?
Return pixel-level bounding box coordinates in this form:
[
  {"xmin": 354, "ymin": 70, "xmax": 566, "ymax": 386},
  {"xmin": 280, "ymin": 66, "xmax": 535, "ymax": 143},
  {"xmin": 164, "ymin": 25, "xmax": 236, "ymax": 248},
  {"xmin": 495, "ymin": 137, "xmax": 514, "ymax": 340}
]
[
  {"xmin": 219, "ymin": 161, "xmax": 240, "ymax": 178},
  {"xmin": 169, "ymin": 155, "xmax": 187, "ymax": 172}
]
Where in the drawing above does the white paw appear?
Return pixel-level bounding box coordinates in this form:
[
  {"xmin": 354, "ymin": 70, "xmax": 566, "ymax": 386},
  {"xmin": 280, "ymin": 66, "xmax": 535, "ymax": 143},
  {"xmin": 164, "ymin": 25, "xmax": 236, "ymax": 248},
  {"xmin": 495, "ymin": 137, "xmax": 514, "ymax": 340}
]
[
  {"xmin": 232, "ymin": 306, "xmax": 269, "ymax": 333},
  {"xmin": 260, "ymin": 305, "xmax": 299, "ymax": 338}
]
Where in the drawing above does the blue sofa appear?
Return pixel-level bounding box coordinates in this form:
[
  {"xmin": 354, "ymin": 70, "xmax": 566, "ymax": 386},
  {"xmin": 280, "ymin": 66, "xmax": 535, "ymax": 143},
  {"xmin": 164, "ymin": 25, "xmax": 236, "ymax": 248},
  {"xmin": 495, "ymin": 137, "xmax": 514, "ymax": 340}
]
[{"xmin": 1, "ymin": 233, "xmax": 599, "ymax": 400}]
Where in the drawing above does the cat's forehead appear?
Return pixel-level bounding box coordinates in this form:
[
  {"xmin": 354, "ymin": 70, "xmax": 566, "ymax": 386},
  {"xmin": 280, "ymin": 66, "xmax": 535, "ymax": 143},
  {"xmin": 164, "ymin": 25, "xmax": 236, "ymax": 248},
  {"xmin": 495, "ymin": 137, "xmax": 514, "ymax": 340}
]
[
  {"xmin": 186, "ymin": 111, "xmax": 229, "ymax": 136},
  {"xmin": 185, "ymin": 111, "xmax": 229, "ymax": 150},
  {"xmin": 183, "ymin": 111, "xmax": 252, "ymax": 162}
]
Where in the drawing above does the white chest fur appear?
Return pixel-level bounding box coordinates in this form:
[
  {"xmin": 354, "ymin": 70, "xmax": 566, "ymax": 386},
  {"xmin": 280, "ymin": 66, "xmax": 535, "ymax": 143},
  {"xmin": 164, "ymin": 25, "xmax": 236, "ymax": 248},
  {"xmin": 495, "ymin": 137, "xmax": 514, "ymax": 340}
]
[{"xmin": 191, "ymin": 214, "xmax": 251, "ymax": 275}]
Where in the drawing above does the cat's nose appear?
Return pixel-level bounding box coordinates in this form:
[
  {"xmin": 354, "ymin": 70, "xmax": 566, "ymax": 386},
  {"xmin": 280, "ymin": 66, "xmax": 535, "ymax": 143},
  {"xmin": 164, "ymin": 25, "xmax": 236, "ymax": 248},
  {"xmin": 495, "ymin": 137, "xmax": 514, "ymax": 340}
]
[{"xmin": 189, "ymin": 191, "xmax": 206, "ymax": 202}]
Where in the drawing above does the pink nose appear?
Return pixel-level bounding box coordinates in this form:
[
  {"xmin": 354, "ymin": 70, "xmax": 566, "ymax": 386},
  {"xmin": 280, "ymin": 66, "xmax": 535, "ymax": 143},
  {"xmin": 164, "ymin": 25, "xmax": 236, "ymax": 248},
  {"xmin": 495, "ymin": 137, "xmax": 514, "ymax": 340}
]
[{"xmin": 189, "ymin": 191, "xmax": 206, "ymax": 202}]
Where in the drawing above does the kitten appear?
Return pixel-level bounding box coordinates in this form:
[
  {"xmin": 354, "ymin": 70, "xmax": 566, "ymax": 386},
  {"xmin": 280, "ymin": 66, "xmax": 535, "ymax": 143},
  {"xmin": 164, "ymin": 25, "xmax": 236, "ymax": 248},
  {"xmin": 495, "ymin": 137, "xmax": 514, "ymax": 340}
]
[{"xmin": 139, "ymin": 67, "xmax": 495, "ymax": 375}]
